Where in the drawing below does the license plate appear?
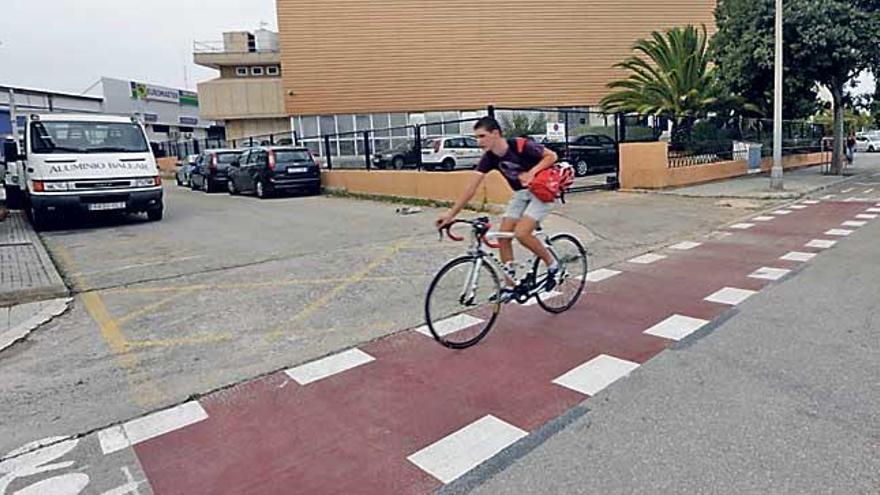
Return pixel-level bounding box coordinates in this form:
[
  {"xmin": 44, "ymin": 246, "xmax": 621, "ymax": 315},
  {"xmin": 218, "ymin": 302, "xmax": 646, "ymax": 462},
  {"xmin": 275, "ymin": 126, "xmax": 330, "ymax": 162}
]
[
  {"xmin": 88, "ymin": 202, "xmax": 126, "ymax": 211},
  {"xmin": 287, "ymin": 167, "xmax": 308, "ymax": 173}
]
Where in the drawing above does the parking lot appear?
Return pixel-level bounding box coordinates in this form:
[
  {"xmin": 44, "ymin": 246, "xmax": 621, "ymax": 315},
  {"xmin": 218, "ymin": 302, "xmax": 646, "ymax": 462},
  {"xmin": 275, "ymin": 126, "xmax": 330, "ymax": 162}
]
[{"xmin": 0, "ymin": 180, "xmax": 768, "ymax": 453}]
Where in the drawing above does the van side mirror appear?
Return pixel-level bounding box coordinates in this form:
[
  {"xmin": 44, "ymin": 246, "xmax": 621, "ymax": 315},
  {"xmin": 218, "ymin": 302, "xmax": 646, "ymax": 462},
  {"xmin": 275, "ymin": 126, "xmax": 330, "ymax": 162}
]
[{"xmin": 3, "ymin": 141, "xmax": 21, "ymax": 162}]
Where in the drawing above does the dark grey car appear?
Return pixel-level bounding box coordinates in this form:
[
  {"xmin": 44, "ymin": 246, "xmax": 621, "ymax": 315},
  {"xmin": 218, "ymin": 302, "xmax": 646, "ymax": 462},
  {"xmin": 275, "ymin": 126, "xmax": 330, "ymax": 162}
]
[
  {"xmin": 190, "ymin": 149, "xmax": 241, "ymax": 193},
  {"xmin": 227, "ymin": 147, "xmax": 321, "ymax": 199}
]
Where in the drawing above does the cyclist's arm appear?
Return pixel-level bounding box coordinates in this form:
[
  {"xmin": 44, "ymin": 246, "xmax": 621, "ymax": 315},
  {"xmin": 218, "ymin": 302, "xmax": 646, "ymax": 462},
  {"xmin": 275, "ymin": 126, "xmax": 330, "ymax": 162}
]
[
  {"xmin": 438, "ymin": 171, "xmax": 486, "ymax": 225},
  {"xmin": 520, "ymin": 148, "xmax": 558, "ymax": 185}
]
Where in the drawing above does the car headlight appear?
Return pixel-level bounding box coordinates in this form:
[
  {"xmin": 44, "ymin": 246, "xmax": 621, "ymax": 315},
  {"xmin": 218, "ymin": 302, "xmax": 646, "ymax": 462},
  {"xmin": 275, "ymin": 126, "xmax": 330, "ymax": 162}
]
[{"xmin": 44, "ymin": 182, "xmax": 70, "ymax": 191}]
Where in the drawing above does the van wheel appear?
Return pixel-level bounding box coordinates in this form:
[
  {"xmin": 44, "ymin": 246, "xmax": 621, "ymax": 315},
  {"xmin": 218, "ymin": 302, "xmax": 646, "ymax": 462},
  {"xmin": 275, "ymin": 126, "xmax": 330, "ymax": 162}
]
[
  {"xmin": 442, "ymin": 158, "xmax": 455, "ymax": 171},
  {"xmin": 4, "ymin": 186, "xmax": 23, "ymax": 209},
  {"xmin": 27, "ymin": 203, "xmax": 46, "ymax": 231},
  {"xmin": 147, "ymin": 208, "xmax": 164, "ymax": 221}
]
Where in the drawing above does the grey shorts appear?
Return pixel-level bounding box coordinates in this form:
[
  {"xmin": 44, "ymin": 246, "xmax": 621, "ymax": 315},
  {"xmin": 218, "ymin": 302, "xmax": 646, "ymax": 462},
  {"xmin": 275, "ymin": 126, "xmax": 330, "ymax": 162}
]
[{"xmin": 503, "ymin": 189, "xmax": 556, "ymax": 222}]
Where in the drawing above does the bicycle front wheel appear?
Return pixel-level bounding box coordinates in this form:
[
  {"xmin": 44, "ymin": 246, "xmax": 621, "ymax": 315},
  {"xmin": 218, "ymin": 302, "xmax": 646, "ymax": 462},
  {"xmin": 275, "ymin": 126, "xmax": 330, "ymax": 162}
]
[
  {"xmin": 534, "ymin": 233, "xmax": 588, "ymax": 313},
  {"xmin": 424, "ymin": 255, "xmax": 502, "ymax": 349}
]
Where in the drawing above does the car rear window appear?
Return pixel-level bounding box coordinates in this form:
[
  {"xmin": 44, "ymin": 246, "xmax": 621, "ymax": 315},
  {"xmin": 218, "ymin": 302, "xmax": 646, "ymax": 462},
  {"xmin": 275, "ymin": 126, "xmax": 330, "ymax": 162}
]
[
  {"xmin": 275, "ymin": 150, "xmax": 312, "ymax": 163},
  {"xmin": 216, "ymin": 153, "xmax": 240, "ymax": 164}
]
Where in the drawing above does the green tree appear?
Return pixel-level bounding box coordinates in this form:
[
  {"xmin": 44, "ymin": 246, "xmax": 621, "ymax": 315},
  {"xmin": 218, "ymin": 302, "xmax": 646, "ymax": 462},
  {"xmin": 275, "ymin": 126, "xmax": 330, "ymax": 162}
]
[
  {"xmin": 499, "ymin": 112, "xmax": 547, "ymax": 138},
  {"xmin": 712, "ymin": 0, "xmax": 820, "ymax": 119},
  {"xmin": 713, "ymin": 0, "xmax": 880, "ymax": 173},
  {"xmin": 599, "ymin": 25, "xmax": 723, "ymax": 148}
]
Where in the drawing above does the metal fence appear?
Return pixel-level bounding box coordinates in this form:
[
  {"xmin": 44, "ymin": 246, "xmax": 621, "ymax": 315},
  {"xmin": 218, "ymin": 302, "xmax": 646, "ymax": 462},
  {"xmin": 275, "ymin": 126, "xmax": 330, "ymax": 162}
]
[{"xmin": 667, "ymin": 117, "xmax": 825, "ymax": 168}]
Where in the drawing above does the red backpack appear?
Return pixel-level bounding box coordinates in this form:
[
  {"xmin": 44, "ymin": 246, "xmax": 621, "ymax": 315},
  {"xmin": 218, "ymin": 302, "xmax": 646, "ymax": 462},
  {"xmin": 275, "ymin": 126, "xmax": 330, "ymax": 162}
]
[{"xmin": 511, "ymin": 138, "xmax": 575, "ymax": 203}]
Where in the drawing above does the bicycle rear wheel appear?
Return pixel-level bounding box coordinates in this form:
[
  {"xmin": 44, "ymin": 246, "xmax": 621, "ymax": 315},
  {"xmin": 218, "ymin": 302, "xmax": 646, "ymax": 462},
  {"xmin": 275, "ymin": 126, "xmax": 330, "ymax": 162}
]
[
  {"xmin": 534, "ymin": 234, "xmax": 588, "ymax": 313},
  {"xmin": 424, "ymin": 255, "xmax": 501, "ymax": 349}
]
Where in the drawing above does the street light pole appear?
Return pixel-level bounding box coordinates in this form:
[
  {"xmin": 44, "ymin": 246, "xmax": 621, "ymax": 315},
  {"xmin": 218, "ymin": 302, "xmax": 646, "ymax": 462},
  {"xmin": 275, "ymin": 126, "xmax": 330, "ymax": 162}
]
[{"xmin": 770, "ymin": 0, "xmax": 784, "ymax": 190}]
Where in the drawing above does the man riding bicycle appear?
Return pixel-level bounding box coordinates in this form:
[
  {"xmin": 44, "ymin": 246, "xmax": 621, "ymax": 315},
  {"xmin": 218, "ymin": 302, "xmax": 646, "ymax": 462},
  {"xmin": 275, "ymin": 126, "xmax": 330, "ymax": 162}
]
[{"xmin": 436, "ymin": 116, "xmax": 560, "ymax": 291}]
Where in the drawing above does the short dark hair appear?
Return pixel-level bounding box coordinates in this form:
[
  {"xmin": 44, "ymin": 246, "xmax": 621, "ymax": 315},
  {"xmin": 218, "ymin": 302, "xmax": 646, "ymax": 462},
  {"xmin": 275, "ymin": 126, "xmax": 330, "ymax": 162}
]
[{"xmin": 473, "ymin": 116, "xmax": 502, "ymax": 134}]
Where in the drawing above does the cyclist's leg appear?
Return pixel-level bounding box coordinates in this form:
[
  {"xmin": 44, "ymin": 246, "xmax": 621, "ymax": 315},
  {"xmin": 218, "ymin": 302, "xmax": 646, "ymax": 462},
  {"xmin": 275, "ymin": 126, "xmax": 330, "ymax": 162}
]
[
  {"xmin": 515, "ymin": 194, "xmax": 558, "ymax": 289},
  {"xmin": 500, "ymin": 190, "xmax": 531, "ymax": 285}
]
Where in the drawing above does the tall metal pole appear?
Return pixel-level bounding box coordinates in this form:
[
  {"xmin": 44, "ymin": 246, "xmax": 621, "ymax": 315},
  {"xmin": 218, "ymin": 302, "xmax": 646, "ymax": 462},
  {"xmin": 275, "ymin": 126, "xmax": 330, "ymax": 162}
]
[{"xmin": 770, "ymin": 0, "xmax": 784, "ymax": 190}]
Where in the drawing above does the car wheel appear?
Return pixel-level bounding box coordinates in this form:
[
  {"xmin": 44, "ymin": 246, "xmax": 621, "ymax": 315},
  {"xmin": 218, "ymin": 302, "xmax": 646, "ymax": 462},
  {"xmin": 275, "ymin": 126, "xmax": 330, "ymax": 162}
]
[
  {"xmin": 227, "ymin": 179, "xmax": 238, "ymax": 195},
  {"xmin": 204, "ymin": 179, "xmax": 213, "ymax": 193},
  {"xmin": 309, "ymin": 184, "xmax": 322, "ymax": 196},
  {"xmin": 176, "ymin": 176, "xmax": 182, "ymax": 186},
  {"xmin": 393, "ymin": 157, "xmax": 405, "ymax": 170},
  {"xmin": 442, "ymin": 158, "xmax": 455, "ymax": 171},
  {"xmin": 189, "ymin": 178, "xmax": 198, "ymax": 190},
  {"xmin": 575, "ymin": 160, "xmax": 589, "ymax": 177},
  {"xmin": 869, "ymin": 146, "xmax": 875, "ymax": 153},
  {"xmin": 256, "ymin": 180, "xmax": 268, "ymax": 199},
  {"xmin": 147, "ymin": 207, "xmax": 163, "ymax": 221}
]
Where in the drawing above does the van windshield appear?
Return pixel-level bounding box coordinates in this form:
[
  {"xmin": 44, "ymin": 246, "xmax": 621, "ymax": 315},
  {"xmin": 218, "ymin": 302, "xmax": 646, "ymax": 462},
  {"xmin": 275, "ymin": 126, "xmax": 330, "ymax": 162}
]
[{"xmin": 31, "ymin": 121, "xmax": 149, "ymax": 154}]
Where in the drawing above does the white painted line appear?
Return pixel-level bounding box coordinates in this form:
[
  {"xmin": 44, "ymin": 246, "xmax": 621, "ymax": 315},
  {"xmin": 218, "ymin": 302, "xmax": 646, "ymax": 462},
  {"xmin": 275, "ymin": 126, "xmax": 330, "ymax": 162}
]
[
  {"xmin": 868, "ymin": 208, "xmax": 880, "ymax": 213},
  {"xmin": 802, "ymin": 200, "xmax": 821, "ymax": 204},
  {"xmin": 98, "ymin": 426, "xmax": 130, "ymax": 455},
  {"xmin": 771, "ymin": 210, "xmax": 792, "ymax": 215},
  {"xmin": 669, "ymin": 241, "xmax": 702, "ymax": 250},
  {"xmin": 820, "ymin": 194, "xmax": 835, "ymax": 200},
  {"xmin": 788, "ymin": 205, "xmax": 808, "ymax": 210},
  {"xmin": 749, "ymin": 267, "xmax": 791, "ymax": 281},
  {"xmin": 780, "ymin": 251, "xmax": 816, "ymax": 262},
  {"xmin": 552, "ymin": 354, "xmax": 640, "ymax": 396},
  {"xmin": 842, "ymin": 187, "xmax": 855, "ymax": 193},
  {"xmin": 825, "ymin": 229, "xmax": 853, "ymax": 236},
  {"xmin": 704, "ymin": 287, "xmax": 757, "ymax": 306},
  {"xmin": 806, "ymin": 239, "xmax": 837, "ymax": 249},
  {"xmin": 856, "ymin": 214, "xmax": 878, "ymax": 220},
  {"xmin": 712, "ymin": 231, "xmax": 733, "ymax": 239},
  {"xmin": 100, "ymin": 401, "xmax": 209, "ymax": 454},
  {"xmin": 643, "ymin": 314, "xmax": 710, "ymax": 341},
  {"xmin": 414, "ymin": 314, "xmax": 484, "ymax": 338},
  {"xmin": 842, "ymin": 220, "xmax": 867, "ymax": 227},
  {"xmin": 522, "ymin": 291, "xmax": 561, "ymax": 306},
  {"xmin": 729, "ymin": 223, "xmax": 755, "ymax": 230},
  {"xmin": 628, "ymin": 253, "xmax": 667, "ymax": 264},
  {"xmin": 865, "ymin": 188, "xmax": 875, "ymax": 194},
  {"xmin": 585, "ymin": 268, "xmax": 622, "ymax": 283},
  {"xmin": 407, "ymin": 415, "xmax": 527, "ymax": 484},
  {"xmin": 285, "ymin": 349, "xmax": 376, "ymax": 385},
  {"xmin": 752, "ymin": 216, "xmax": 775, "ymax": 222},
  {"xmin": 845, "ymin": 197, "xmax": 871, "ymax": 202}
]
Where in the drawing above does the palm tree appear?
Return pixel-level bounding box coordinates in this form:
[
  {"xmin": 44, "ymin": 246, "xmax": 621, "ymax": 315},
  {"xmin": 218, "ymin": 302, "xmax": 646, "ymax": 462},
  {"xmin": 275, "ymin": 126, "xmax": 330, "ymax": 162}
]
[{"xmin": 600, "ymin": 25, "xmax": 721, "ymax": 148}]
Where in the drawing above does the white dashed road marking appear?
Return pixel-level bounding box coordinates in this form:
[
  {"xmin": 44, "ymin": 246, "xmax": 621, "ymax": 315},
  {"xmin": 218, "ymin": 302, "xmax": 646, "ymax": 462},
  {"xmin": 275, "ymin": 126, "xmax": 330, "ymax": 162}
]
[
  {"xmin": 407, "ymin": 415, "xmax": 528, "ymax": 484},
  {"xmin": 749, "ymin": 267, "xmax": 791, "ymax": 281},
  {"xmin": 781, "ymin": 252, "xmax": 816, "ymax": 262},
  {"xmin": 552, "ymin": 354, "xmax": 641, "ymax": 396},
  {"xmin": 643, "ymin": 314, "xmax": 710, "ymax": 341},
  {"xmin": 704, "ymin": 287, "xmax": 757, "ymax": 306},
  {"xmin": 99, "ymin": 401, "xmax": 209, "ymax": 455},
  {"xmin": 285, "ymin": 349, "xmax": 376, "ymax": 385}
]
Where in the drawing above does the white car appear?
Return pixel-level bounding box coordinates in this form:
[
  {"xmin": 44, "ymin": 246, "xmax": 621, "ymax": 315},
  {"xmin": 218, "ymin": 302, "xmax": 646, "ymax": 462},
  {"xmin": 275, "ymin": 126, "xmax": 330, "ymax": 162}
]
[
  {"xmin": 855, "ymin": 134, "xmax": 880, "ymax": 152},
  {"xmin": 421, "ymin": 135, "xmax": 483, "ymax": 171}
]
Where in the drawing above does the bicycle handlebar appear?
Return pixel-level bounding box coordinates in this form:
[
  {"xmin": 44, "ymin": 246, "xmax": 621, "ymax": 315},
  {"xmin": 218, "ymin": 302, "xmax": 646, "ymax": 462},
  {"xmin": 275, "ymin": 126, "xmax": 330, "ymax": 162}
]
[{"xmin": 438, "ymin": 217, "xmax": 500, "ymax": 248}]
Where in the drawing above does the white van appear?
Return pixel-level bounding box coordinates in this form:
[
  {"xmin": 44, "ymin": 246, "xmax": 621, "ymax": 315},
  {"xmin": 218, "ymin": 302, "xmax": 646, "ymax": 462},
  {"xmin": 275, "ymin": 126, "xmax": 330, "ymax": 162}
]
[{"xmin": 3, "ymin": 113, "xmax": 163, "ymax": 229}]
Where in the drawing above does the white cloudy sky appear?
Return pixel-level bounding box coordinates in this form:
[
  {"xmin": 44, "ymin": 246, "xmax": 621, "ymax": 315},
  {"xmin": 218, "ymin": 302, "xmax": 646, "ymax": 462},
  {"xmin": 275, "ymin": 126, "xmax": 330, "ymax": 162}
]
[
  {"xmin": 0, "ymin": 0, "xmax": 277, "ymax": 93},
  {"xmin": 0, "ymin": 1, "xmax": 874, "ymax": 97}
]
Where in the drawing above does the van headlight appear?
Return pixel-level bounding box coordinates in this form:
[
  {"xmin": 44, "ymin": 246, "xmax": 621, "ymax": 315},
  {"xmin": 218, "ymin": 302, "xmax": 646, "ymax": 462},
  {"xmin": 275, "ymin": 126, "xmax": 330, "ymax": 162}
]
[
  {"xmin": 134, "ymin": 177, "xmax": 159, "ymax": 187},
  {"xmin": 43, "ymin": 182, "xmax": 70, "ymax": 191}
]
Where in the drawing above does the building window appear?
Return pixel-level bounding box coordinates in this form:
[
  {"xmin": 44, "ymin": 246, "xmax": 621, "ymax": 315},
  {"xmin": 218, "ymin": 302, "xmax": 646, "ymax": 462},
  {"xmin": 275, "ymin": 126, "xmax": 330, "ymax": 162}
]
[
  {"xmin": 236, "ymin": 67, "xmax": 248, "ymax": 77},
  {"xmin": 251, "ymin": 66, "xmax": 264, "ymax": 76},
  {"xmin": 266, "ymin": 66, "xmax": 280, "ymax": 76}
]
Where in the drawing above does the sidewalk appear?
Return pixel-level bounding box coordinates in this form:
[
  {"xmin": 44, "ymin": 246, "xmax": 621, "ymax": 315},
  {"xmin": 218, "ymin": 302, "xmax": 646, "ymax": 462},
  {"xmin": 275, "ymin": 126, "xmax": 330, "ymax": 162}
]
[
  {"xmin": 648, "ymin": 156, "xmax": 880, "ymax": 199},
  {"xmin": 0, "ymin": 210, "xmax": 70, "ymax": 352}
]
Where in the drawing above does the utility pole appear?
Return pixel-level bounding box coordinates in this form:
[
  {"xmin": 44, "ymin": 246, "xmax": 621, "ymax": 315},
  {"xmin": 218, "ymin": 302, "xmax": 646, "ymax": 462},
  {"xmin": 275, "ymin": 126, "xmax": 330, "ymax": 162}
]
[{"xmin": 770, "ymin": 0, "xmax": 784, "ymax": 191}]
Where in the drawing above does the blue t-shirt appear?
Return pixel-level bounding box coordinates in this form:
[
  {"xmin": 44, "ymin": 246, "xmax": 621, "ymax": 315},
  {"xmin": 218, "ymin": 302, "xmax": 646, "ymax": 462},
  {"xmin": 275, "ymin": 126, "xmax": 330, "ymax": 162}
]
[{"xmin": 476, "ymin": 139, "xmax": 545, "ymax": 191}]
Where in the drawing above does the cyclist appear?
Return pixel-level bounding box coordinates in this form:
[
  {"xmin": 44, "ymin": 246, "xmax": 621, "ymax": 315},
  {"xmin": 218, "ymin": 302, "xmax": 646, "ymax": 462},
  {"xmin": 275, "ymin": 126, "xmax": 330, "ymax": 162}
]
[{"xmin": 435, "ymin": 116, "xmax": 560, "ymax": 290}]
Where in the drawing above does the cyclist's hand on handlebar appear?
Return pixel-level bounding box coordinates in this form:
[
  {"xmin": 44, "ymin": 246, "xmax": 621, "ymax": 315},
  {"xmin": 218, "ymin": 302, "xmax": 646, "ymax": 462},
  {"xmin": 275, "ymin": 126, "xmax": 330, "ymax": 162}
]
[{"xmin": 435, "ymin": 214, "xmax": 454, "ymax": 230}]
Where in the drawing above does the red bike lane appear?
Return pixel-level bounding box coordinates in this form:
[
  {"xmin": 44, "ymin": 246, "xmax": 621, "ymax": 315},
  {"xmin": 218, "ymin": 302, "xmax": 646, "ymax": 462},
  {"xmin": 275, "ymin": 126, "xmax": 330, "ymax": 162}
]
[{"xmin": 104, "ymin": 199, "xmax": 876, "ymax": 494}]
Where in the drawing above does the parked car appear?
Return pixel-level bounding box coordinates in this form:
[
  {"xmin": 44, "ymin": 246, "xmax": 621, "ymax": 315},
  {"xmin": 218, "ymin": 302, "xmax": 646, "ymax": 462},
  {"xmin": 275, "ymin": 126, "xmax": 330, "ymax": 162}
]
[
  {"xmin": 544, "ymin": 134, "xmax": 618, "ymax": 176},
  {"xmin": 855, "ymin": 134, "xmax": 880, "ymax": 152},
  {"xmin": 421, "ymin": 135, "xmax": 483, "ymax": 171},
  {"xmin": 227, "ymin": 146, "xmax": 321, "ymax": 198},
  {"xmin": 175, "ymin": 154, "xmax": 199, "ymax": 186},
  {"xmin": 372, "ymin": 141, "xmax": 421, "ymax": 170},
  {"xmin": 190, "ymin": 149, "xmax": 241, "ymax": 193}
]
